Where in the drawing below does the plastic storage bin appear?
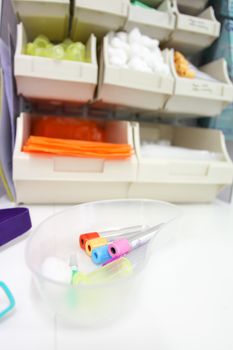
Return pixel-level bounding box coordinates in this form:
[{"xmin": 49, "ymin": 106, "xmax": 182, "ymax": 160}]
[
  {"xmin": 176, "ymin": 0, "xmax": 209, "ymax": 16},
  {"xmin": 124, "ymin": 0, "xmax": 175, "ymax": 42},
  {"xmin": 26, "ymin": 199, "xmax": 179, "ymax": 326},
  {"xmin": 71, "ymin": 0, "xmax": 129, "ymax": 43},
  {"xmin": 14, "ymin": 23, "xmax": 98, "ymax": 103},
  {"xmin": 167, "ymin": 2, "xmax": 221, "ymax": 54},
  {"xmin": 164, "ymin": 51, "xmax": 233, "ymax": 117},
  {"xmin": 96, "ymin": 33, "xmax": 174, "ymax": 112},
  {"xmin": 13, "ymin": 0, "xmax": 69, "ymax": 42},
  {"xmin": 129, "ymin": 122, "xmax": 233, "ymax": 203},
  {"xmin": 13, "ymin": 113, "xmax": 137, "ymax": 204}
]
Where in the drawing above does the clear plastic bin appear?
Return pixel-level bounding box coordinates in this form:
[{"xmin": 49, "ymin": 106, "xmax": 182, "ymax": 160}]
[{"xmin": 25, "ymin": 199, "xmax": 179, "ymax": 326}]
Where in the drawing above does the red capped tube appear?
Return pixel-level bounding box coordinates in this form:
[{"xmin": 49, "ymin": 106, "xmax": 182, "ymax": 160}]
[{"xmin": 79, "ymin": 232, "xmax": 100, "ymax": 250}]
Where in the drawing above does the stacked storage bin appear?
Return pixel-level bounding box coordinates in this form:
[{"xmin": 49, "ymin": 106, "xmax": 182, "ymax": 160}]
[{"xmin": 11, "ymin": 0, "xmax": 233, "ymax": 203}]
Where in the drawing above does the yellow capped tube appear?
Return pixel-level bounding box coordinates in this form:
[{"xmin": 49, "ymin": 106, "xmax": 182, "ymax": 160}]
[{"xmin": 85, "ymin": 237, "xmax": 108, "ymax": 256}]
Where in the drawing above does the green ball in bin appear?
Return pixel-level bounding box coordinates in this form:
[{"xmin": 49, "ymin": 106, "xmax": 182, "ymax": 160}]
[
  {"xmin": 66, "ymin": 43, "xmax": 86, "ymax": 62},
  {"xmin": 25, "ymin": 35, "xmax": 87, "ymax": 63},
  {"xmin": 34, "ymin": 35, "xmax": 50, "ymax": 48},
  {"xmin": 46, "ymin": 45, "xmax": 65, "ymax": 60}
]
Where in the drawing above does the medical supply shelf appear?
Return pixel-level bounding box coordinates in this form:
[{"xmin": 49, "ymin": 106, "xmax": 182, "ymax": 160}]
[
  {"xmin": 13, "ymin": 113, "xmax": 233, "ymax": 204},
  {"xmin": 13, "ymin": 0, "xmax": 221, "ymax": 55},
  {"xmin": 14, "ymin": 23, "xmax": 98, "ymax": 103},
  {"xmin": 13, "ymin": 0, "xmax": 69, "ymax": 42},
  {"xmin": 13, "ymin": 1, "xmax": 231, "ymax": 117},
  {"xmin": 8, "ymin": 0, "xmax": 233, "ymax": 204}
]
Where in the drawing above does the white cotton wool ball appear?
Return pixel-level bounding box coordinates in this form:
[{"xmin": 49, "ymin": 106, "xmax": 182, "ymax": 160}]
[
  {"xmin": 110, "ymin": 37, "xmax": 124, "ymax": 49},
  {"xmin": 128, "ymin": 28, "xmax": 142, "ymax": 45},
  {"xmin": 141, "ymin": 35, "xmax": 159, "ymax": 49},
  {"xmin": 141, "ymin": 46, "xmax": 152, "ymax": 59},
  {"xmin": 109, "ymin": 55, "xmax": 127, "ymax": 67},
  {"xmin": 128, "ymin": 57, "xmax": 152, "ymax": 73},
  {"xmin": 144, "ymin": 52, "xmax": 157, "ymax": 71},
  {"xmin": 116, "ymin": 31, "xmax": 128, "ymax": 43},
  {"xmin": 110, "ymin": 37, "xmax": 130, "ymax": 53},
  {"xmin": 41, "ymin": 257, "xmax": 72, "ymax": 284},
  {"xmin": 152, "ymin": 47, "xmax": 164, "ymax": 62},
  {"xmin": 129, "ymin": 43, "xmax": 144, "ymax": 59},
  {"xmin": 108, "ymin": 47, "xmax": 128, "ymax": 64}
]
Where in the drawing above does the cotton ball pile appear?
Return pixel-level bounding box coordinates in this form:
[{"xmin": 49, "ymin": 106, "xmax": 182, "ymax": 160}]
[
  {"xmin": 108, "ymin": 28, "xmax": 170, "ymax": 75},
  {"xmin": 41, "ymin": 256, "xmax": 72, "ymax": 284}
]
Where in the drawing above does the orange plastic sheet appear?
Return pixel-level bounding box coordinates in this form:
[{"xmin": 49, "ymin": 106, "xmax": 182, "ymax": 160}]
[
  {"xmin": 23, "ymin": 136, "xmax": 133, "ymax": 160},
  {"xmin": 32, "ymin": 116, "xmax": 106, "ymax": 142}
]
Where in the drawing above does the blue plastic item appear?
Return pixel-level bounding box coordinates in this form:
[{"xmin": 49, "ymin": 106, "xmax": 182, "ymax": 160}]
[
  {"xmin": 0, "ymin": 282, "xmax": 15, "ymax": 319},
  {"xmin": 0, "ymin": 208, "xmax": 32, "ymax": 246},
  {"xmin": 92, "ymin": 245, "xmax": 112, "ymax": 265}
]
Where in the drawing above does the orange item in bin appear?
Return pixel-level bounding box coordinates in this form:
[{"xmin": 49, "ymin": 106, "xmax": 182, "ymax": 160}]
[
  {"xmin": 23, "ymin": 136, "xmax": 133, "ymax": 160},
  {"xmin": 32, "ymin": 116, "xmax": 105, "ymax": 142}
]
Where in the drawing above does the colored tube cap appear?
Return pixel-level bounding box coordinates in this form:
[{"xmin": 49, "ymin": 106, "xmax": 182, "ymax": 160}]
[
  {"xmin": 85, "ymin": 237, "xmax": 108, "ymax": 256},
  {"xmin": 0, "ymin": 208, "xmax": 32, "ymax": 246},
  {"xmin": 0, "ymin": 282, "xmax": 15, "ymax": 319},
  {"xmin": 79, "ymin": 232, "xmax": 100, "ymax": 250},
  {"xmin": 92, "ymin": 245, "xmax": 112, "ymax": 265},
  {"xmin": 108, "ymin": 239, "xmax": 131, "ymax": 258}
]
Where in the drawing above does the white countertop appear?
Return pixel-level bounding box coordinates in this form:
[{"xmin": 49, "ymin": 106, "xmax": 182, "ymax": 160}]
[{"xmin": 1, "ymin": 195, "xmax": 233, "ymax": 350}]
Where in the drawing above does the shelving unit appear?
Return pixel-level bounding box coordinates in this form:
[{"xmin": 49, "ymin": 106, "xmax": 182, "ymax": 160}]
[
  {"xmin": 13, "ymin": 0, "xmax": 69, "ymax": 41},
  {"xmin": 13, "ymin": 115, "xmax": 233, "ymax": 203},
  {"xmin": 14, "ymin": 23, "xmax": 98, "ymax": 103},
  {"xmin": 0, "ymin": 0, "xmax": 231, "ymax": 203}
]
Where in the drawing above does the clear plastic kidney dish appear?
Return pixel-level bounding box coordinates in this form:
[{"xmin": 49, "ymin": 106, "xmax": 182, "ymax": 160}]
[{"xmin": 26, "ymin": 199, "xmax": 180, "ymax": 327}]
